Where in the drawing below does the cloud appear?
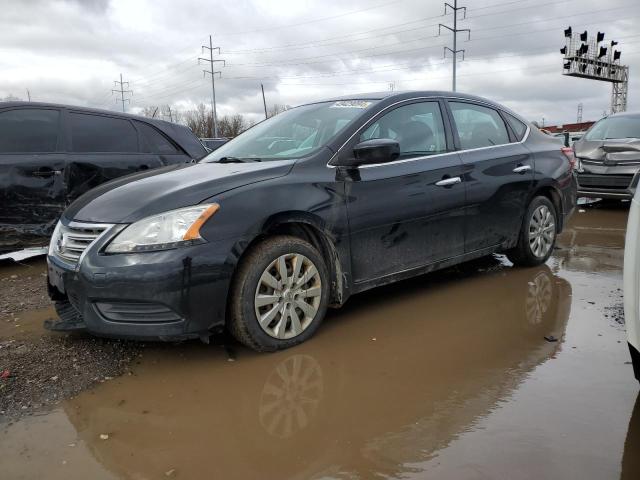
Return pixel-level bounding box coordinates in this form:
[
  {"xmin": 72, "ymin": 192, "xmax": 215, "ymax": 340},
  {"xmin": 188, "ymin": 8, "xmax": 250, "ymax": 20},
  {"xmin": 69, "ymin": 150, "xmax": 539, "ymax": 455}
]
[{"xmin": 0, "ymin": 0, "xmax": 637, "ymax": 125}]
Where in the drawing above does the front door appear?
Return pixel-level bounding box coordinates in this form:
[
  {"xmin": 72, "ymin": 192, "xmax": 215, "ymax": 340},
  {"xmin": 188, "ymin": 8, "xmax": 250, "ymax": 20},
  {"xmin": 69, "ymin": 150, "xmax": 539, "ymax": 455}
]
[
  {"xmin": 341, "ymin": 100, "xmax": 466, "ymax": 283},
  {"xmin": 446, "ymin": 100, "xmax": 534, "ymax": 253},
  {"xmin": 0, "ymin": 107, "xmax": 65, "ymax": 249}
]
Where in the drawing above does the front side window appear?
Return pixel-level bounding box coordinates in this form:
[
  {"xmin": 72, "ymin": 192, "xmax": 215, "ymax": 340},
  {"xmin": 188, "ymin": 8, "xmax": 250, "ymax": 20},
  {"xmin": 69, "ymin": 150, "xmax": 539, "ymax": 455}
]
[
  {"xmin": 585, "ymin": 115, "xmax": 640, "ymax": 141},
  {"xmin": 449, "ymin": 102, "xmax": 510, "ymax": 150},
  {"xmin": 0, "ymin": 109, "xmax": 60, "ymax": 153},
  {"xmin": 69, "ymin": 113, "xmax": 138, "ymax": 153},
  {"xmin": 203, "ymin": 100, "xmax": 377, "ymax": 162},
  {"xmin": 360, "ymin": 101, "xmax": 447, "ymax": 156}
]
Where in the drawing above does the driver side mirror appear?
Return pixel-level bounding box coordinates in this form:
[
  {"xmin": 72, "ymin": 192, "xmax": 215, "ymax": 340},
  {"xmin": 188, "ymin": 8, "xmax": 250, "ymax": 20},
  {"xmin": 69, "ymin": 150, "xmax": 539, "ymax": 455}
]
[{"xmin": 335, "ymin": 138, "xmax": 400, "ymax": 167}]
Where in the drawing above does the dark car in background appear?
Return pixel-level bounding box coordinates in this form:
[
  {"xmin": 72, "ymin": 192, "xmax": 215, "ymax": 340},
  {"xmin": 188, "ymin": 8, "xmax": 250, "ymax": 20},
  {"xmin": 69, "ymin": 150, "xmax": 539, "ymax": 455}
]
[
  {"xmin": 0, "ymin": 102, "xmax": 208, "ymax": 251},
  {"xmin": 200, "ymin": 137, "xmax": 229, "ymax": 151},
  {"xmin": 46, "ymin": 91, "xmax": 577, "ymax": 351},
  {"xmin": 574, "ymin": 112, "xmax": 640, "ymax": 199}
]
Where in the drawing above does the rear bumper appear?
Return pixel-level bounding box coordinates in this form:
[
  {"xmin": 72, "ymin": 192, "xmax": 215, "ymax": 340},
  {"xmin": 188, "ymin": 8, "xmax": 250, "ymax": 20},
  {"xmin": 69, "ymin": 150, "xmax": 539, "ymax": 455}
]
[{"xmin": 46, "ymin": 236, "xmax": 238, "ymax": 341}]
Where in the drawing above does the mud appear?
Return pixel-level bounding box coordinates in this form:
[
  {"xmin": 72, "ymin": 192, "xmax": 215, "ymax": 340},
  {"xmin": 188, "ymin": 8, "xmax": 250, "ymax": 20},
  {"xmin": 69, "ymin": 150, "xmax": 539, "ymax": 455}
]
[{"xmin": 1, "ymin": 202, "xmax": 639, "ymax": 479}]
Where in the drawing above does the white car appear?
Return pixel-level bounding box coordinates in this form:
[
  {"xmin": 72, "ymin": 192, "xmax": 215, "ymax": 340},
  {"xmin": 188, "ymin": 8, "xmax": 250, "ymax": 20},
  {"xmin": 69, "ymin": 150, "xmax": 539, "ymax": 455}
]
[{"xmin": 623, "ymin": 193, "xmax": 640, "ymax": 382}]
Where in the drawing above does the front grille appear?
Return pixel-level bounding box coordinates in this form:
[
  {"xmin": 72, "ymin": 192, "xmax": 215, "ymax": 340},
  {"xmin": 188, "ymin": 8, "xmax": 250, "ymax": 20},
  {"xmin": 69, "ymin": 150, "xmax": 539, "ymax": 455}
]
[
  {"xmin": 94, "ymin": 302, "xmax": 182, "ymax": 323},
  {"xmin": 577, "ymin": 173, "xmax": 633, "ymax": 190},
  {"xmin": 52, "ymin": 221, "xmax": 113, "ymax": 265}
]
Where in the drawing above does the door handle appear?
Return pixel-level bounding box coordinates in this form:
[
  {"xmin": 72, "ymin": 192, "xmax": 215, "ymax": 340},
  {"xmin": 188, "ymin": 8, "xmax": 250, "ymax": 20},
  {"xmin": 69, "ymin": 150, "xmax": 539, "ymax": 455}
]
[
  {"xmin": 435, "ymin": 176, "xmax": 462, "ymax": 187},
  {"xmin": 513, "ymin": 165, "xmax": 532, "ymax": 174}
]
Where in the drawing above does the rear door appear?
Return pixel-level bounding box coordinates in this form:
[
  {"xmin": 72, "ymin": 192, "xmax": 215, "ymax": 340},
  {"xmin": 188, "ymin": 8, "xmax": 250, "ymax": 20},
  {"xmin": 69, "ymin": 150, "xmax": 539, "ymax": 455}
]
[
  {"xmin": 343, "ymin": 99, "xmax": 466, "ymax": 283},
  {"xmin": 64, "ymin": 111, "xmax": 166, "ymax": 202},
  {"xmin": 0, "ymin": 107, "xmax": 65, "ymax": 249},
  {"xmin": 446, "ymin": 100, "xmax": 533, "ymax": 253}
]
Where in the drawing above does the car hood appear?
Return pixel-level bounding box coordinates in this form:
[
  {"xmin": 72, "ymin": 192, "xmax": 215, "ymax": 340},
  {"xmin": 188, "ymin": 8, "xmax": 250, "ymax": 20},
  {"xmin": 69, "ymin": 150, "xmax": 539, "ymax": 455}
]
[
  {"xmin": 575, "ymin": 138, "xmax": 640, "ymax": 163},
  {"xmin": 65, "ymin": 160, "xmax": 294, "ymax": 224}
]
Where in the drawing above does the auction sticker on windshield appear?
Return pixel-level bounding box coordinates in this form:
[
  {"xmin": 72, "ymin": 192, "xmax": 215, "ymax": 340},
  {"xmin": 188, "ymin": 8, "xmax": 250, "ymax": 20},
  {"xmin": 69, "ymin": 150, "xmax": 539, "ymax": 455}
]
[{"xmin": 330, "ymin": 100, "xmax": 373, "ymax": 109}]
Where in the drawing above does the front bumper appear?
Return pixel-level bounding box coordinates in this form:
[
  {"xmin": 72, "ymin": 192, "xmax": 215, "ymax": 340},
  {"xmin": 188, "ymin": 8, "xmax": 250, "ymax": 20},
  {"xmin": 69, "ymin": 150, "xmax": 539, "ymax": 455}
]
[
  {"xmin": 46, "ymin": 231, "xmax": 238, "ymax": 341},
  {"xmin": 576, "ymin": 162, "xmax": 640, "ymax": 199}
]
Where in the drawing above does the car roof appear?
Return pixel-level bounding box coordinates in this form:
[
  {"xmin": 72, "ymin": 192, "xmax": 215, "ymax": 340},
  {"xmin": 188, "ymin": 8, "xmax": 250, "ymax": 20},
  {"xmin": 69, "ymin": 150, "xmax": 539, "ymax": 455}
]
[
  {"xmin": 0, "ymin": 101, "xmax": 208, "ymax": 159},
  {"xmin": 0, "ymin": 101, "xmax": 171, "ymax": 125},
  {"xmin": 608, "ymin": 111, "xmax": 640, "ymax": 119},
  {"xmin": 309, "ymin": 90, "xmax": 505, "ymax": 107},
  {"xmin": 302, "ymin": 90, "xmax": 523, "ymax": 119}
]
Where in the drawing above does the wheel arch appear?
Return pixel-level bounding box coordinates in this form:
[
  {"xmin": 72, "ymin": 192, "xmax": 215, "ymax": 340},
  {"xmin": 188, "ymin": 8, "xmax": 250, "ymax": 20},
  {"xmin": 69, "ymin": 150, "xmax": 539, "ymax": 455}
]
[
  {"xmin": 232, "ymin": 211, "xmax": 347, "ymax": 307},
  {"xmin": 531, "ymin": 184, "xmax": 564, "ymax": 232}
]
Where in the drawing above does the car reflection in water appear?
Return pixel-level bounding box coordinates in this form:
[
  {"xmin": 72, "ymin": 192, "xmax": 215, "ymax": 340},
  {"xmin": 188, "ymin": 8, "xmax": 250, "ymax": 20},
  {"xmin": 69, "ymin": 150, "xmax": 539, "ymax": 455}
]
[{"xmin": 63, "ymin": 260, "xmax": 571, "ymax": 480}]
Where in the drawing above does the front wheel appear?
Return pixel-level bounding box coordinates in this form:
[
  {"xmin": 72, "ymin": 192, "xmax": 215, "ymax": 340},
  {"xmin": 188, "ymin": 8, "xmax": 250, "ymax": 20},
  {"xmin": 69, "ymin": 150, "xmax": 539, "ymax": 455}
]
[
  {"xmin": 227, "ymin": 236, "xmax": 330, "ymax": 352},
  {"xmin": 506, "ymin": 196, "xmax": 558, "ymax": 267}
]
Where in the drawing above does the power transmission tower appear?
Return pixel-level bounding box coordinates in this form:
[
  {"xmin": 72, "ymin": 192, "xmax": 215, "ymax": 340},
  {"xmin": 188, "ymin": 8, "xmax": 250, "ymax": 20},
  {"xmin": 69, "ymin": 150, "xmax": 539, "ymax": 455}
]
[
  {"xmin": 438, "ymin": 1, "xmax": 470, "ymax": 92},
  {"xmin": 577, "ymin": 103, "xmax": 583, "ymax": 123},
  {"xmin": 112, "ymin": 73, "xmax": 132, "ymax": 112},
  {"xmin": 199, "ymin": 35, "xmax": 225, "ymax": 137}
]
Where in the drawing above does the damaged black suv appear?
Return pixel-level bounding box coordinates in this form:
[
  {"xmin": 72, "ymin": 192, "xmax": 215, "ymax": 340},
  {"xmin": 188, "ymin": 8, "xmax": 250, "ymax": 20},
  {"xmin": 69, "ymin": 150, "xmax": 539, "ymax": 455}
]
[{"xmin": 0, "ymin": 102, "xmax": 207, "ymax": 252}]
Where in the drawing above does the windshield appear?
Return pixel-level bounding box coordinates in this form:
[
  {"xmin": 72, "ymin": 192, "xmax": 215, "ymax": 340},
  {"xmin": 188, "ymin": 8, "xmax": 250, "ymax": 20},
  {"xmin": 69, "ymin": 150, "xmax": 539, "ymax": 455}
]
[
  {"xmin": 585, "ymin": 116, "xmax": 640, "ymax": 141},
  {"xmin": 201, "ymin": 100, "xmax": 377, "ymax": 162}
]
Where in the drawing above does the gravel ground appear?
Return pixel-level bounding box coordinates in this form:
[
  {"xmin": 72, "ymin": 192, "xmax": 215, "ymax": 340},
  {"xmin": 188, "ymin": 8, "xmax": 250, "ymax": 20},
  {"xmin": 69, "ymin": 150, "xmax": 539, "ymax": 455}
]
[
  {"xmin": 0, "ymin": 335, "xmax": 141, "ymax": 422},
  {"xmin": 0, "ymin": 262, "xmax": 50, "ymax": 316},
  {"xmin": 0, "ymin": 258, "xmax": 142, "ymax": 424}
]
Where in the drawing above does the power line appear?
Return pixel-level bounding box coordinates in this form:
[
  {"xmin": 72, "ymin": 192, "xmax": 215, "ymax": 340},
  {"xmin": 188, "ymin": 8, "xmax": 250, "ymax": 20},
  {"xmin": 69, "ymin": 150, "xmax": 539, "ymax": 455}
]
[
  {"xmin": 221, "ymin": 7, "xmax": 637, "ymax": 68},
  {"xmin": 212, "ymin": 0, "xmax": 405, "ymax": 37},
  {"xmin": 220, "ymin": 0, "xmax": 577, "ymax": 55},
  {"xmin": 112, "ymin": 73, "xmax": 133, "ymax": 112}
]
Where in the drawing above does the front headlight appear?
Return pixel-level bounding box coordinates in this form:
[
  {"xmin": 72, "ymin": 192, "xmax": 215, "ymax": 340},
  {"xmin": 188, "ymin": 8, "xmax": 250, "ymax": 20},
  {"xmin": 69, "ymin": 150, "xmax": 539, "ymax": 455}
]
[{"xmin": 105, "ymin": 204, "xmax": 220, "ymax": 253}]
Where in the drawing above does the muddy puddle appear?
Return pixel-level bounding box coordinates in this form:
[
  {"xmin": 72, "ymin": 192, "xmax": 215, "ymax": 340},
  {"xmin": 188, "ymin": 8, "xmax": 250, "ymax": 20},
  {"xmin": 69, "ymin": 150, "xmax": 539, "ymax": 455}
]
[{"xmin": 1, "ymin": 203, "xmax": 639, "ymax": 479}]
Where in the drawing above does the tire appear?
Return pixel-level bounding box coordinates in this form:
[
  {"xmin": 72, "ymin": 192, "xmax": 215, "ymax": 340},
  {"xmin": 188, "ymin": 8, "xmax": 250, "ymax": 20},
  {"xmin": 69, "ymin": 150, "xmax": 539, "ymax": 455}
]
[
  {"xmin": 227, "ymin": 235, "xmax": 330, "ymax": 352},
  {"xmin": 506, "ymin": 196, "xmax": 558, "ymax": 267}
]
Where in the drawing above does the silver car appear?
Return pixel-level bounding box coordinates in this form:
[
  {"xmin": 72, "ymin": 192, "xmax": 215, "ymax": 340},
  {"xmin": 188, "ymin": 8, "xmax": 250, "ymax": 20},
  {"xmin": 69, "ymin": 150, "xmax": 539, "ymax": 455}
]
[{"xmin": 574, "ymin": 112, "xmax": 640, "ymax": 199}]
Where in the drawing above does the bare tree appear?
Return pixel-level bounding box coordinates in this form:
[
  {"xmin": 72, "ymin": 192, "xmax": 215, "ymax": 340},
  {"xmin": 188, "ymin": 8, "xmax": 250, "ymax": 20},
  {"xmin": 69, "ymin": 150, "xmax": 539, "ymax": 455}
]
[
  {"xmin": 267, "ymin": 103, "xmax": 290, "ymax": 118},
  {"xmin": 183, "ymin": 104, "xmax": 212, "ymax": 138},
  {"xmin": 140, "ymin": 106, "xmax": 160, "ymax": 118},
  {"xmin": 218, "ymin": 114, "xmax": 248, "ymax": 137},
  {"xmin": 1, "ymin": 94, "xmax": 23, "ymax": 102}
]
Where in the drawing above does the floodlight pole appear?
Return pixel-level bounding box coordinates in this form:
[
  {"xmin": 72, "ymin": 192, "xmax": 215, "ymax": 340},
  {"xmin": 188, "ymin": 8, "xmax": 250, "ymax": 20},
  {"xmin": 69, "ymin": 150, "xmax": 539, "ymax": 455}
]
[{"xmin": 439, "ymin": 1, "xmax": 470, "ymax": 92}]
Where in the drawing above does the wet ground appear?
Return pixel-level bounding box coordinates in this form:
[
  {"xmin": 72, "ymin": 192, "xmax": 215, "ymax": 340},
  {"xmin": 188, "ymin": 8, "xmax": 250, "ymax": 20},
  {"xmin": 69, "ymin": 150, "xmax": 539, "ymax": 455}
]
[{"xmin": 1, "ymin": 203, "xmax": 639, "ymax": 479}]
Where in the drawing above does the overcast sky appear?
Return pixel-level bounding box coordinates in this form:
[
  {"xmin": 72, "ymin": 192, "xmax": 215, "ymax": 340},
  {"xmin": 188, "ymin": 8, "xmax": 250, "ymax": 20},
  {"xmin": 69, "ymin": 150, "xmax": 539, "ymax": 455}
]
[{"xmin": 0, "ymin": 0, "xmax": 638, "ymax": 125}]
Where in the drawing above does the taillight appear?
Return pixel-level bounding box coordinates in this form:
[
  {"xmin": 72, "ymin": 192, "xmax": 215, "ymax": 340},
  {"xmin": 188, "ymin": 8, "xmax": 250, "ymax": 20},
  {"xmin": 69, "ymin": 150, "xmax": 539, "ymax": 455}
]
[{"xmin": 561, "ymin": 146, "xmax": 576, "ymax": 170}]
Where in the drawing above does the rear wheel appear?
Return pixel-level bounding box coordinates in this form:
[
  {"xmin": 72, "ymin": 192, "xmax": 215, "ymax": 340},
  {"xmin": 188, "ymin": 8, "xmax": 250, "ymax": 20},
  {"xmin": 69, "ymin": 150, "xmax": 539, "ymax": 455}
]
[
  {"xmin": 228, "ymin": 236, "xmax": 329, "ymax": 352},
  {"xmin": 506, "ymin": 196, "xmax": 557, "ymax": 267}
]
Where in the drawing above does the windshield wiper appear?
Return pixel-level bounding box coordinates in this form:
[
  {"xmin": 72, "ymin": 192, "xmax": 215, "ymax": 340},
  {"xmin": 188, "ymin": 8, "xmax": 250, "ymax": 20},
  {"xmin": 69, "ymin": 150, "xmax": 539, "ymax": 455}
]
[{"xmin": 217, "ymin": 156, "xmax": 262, "ymax": 163}]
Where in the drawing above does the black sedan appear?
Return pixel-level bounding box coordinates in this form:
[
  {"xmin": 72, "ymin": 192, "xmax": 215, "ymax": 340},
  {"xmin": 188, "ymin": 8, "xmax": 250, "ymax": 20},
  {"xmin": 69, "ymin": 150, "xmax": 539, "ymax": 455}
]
[{"xmin": 46, "ymin": 91, "xmax": 577, "ymax": 351}]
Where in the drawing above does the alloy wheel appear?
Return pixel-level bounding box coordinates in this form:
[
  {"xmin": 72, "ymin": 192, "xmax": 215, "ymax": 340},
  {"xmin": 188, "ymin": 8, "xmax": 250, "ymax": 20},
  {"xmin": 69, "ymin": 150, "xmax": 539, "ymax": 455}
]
[
  {"xmin": 528, "ymin": 205, "xmax": 556, "ymax": 258},
  {"xmin": 254, "ymin": 253, "xmax": 322, "ymax": 340}
]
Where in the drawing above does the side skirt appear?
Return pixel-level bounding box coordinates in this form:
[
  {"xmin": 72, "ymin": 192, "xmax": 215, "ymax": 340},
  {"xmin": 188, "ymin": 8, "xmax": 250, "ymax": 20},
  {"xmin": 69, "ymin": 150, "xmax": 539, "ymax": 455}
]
[{"xmin": 351, "ymin": 245, "xmax": 501, "ymax": 295}]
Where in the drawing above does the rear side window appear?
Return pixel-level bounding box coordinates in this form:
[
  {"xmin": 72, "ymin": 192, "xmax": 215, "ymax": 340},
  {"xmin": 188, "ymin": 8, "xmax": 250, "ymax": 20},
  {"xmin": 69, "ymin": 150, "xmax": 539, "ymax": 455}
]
[
  {"xmin": 69, "ymin": 113, "xmax": 138, "ymax": 153},
  {"xmin": 504, "ymin": 112, "xmax": 528, "ymax": 141},
  {"xmin": 135, "ymin": 121, "xmax": 180, "ymax": 154},
  {"xmin": 449, "ymin": 102, "xmax": 510, "ymax": 149},
  {"xmin": 0, "ymin": 109, "xmax": 60, "ymax": 153},
  {"xmin": 360, "ymin": 101, "xmax": 448, "ymax": 156}
]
